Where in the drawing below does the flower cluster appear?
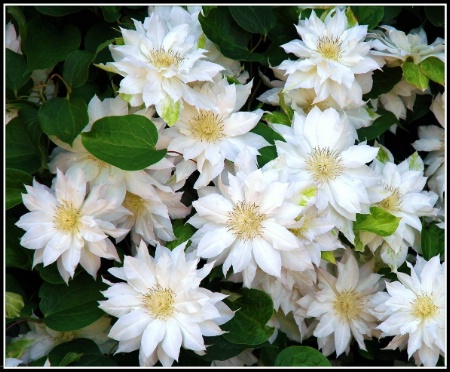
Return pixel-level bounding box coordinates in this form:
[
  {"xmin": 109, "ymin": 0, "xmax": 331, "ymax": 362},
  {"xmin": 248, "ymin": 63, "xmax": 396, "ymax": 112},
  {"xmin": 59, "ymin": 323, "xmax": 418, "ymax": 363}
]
[{"xmin": 5, "ymin": 5, "xmax": 445, "ymax": 368}]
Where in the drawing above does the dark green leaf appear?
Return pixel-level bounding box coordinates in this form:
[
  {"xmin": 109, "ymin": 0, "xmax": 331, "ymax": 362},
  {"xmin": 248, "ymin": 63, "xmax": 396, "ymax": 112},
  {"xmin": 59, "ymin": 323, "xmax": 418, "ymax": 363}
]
[
  {"xmin": 354, "ymin": 206, "xmax": 401, "ymax": 237},
  {"xmin": 165, "ymin": 220, "xmax": 196, "ymax": 250},
  {"xmin": 58, "ymin": 352, "xmax": 83, "ymax": 366},
  {"xmin": 5, "ymin": 168, "xmax": 32, "ymax": 209},
  {"xmin": 363, "ymin": 67, "xmax": 403, "ymax": 100},
  {"xmin": 6, "ymin": 116, "xmax": 42, "ymax": 173},
  {"xmin": 6, "ymin": 6, "xmax": 28, "ymax": 43},
  {"xmin": 63, "ymin": 50, "xmax": 96, "ymax": 89},
  {"xmin": 200, "ymin": 336, "xmax": 254, "ymax": 361},
  {"xmin": 351, "ymin": 6, "xmax": 384, "ymax": 30},
  {"xmin": 424, "ymin": 6, "xmax": 445, "ymax": 27},
  {"xmin": 357, "ymin": 108, "xmax": 399, "ymax": 142},
  {"xmin": 275, "ymin": 346, "xmax": 332, "ymax": 366},
  {"xmin": 39, "ymin": 272, "xmax": 108, "ymax": 331},
  {"xmin": 405, "ymin": 94, "xmax": 433, "ymax": 124},
  {"xmin": 38, "ymin": 97, "xmax": 88, "ymax": 146},
  {"xmin": 262, "ymin": 111, "xmax": 292, "ymax": 126},
  {"xmin": 23, "ymin": 19, "xmax": 81, "ymax": 71},
  {"xmin": 229, "ymin": 6, "xmax": 277, "ymax": 36},
  {"xmin": 198, "ymin": 7, "xmax": 265, "ymax": 63},
  {"xmin": 6, "ymin": 217, "xmax": 33, "ymax": 270},
  {"xmin": 34, "ymin": 6, "xmax": 85, "ymax": 16},
  {"xmin": 421, "ymin": 221, "xmax": 444, "ymax": 260},
  {"xmin": 257, "ymin": 145, "xmax": 279, "ymax": 168},
  {"xmin": 49, "ymin": 339, "xmax": 117, "ymax": 366},
  {"xmin": 250, "ymin": 122, "xmax": 285, "ymax": 145},
  {"xmin": 6, "ymin": 49, "xmax": 32, "ymax": 97},
  {"xmin": 81, "ymin": 115, "xmax": 166, "ymax": 171},
  {"xmin": 222, "ymin": 288, "xmax": 274, "ymax": 345},
  {"xmin": 419, "ymin": 57, "xmax": 444, "ymax": 86},
  {"xmin": 382, "ymin": 6, "xmax": 402, "ymax": 22},
  {"xmin": 84, "ymin": 23, "xmax": 119, "ymax": 64},
  {"xmin": 101, "ymin": 6, "xmax": 122, "ymax": 23},
  {"xmin": 36, "ymin": 263, "xmax": 82, "ymax": 285}
]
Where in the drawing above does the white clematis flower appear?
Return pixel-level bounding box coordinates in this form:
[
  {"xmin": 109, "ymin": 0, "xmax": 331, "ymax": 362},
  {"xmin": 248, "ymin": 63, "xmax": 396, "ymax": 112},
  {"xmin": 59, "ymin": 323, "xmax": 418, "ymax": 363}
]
[
  {"xmin": 165, "ymin": 77, "xmax": 267, "ymax": 189},
  {"xmin": 98, "ymin": 240, "xmax": 234, "ymax": 367},
  {"xmin": 277, "ymin": 8, "xmax": 380, "ymax": 108},
  {"xmin": 273, "ymin": 107, "xmax": 380, "ymax": 243},
  {"xmin": 297, "ymin": 251, "xmax": 383, "ymax": 357},
  {"xmin": 103, "ymin": 13, "xmax": 224, "ymax": 125},
  {"xmin": 370, "ymin": 255, "xmax": 445, "ymax": 367},
  {"xmin": 15, "ymin": 168, "xmax": 130, "ymax": 283}
]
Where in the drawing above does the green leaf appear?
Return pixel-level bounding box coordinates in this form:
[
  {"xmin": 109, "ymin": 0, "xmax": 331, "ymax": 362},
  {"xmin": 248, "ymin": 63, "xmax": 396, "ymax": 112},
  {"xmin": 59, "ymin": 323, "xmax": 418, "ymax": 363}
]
[
  {"xmin": 5, "ymin": 168, "xmax": 32, "ymax": 209},
  {"xmin": 350, "ymin": 6, "xmax": 384, "ymax": 30},
  {"xmin": 424, "ymin": 6, "xmax": 445, "ymax": 27},
  {"xmin": 321, "ymin": 251, "xmax": 336, "ymax": 264},
  {"xmin": 165, "ymin": 220, "xmax": 196, "ymax": 250},
  {"xmin": 6, "ymin": 292, "xmax": 25, "ymax": 319},
  {"xmin": 257, "ymin": 145, "xmax": 279, "ymax": 168},
  {"xmin": 6, "ymin": 6, "xmax": 28, "ymax": 43},
  {"xmin": 382, "ymin": 6, "xmax": 402, "ymax": 23},
  {"xmin": 63, "ymin": 50, "xmax": 96, "ymax": 90},
  {"xmin": 36, "ymin": 263, "xmax": 82, "ymax": 285},
  {"xmin": 81, "ymin": 115, "xmax": 166, "ymax": 171},
  {"xmin": 84, "ymin": 23, "xmax": 119, "ymax": 64},
  {"xmin": 101, "ymin": 6, "xmax": 122, "ymax": 23},
  {"xmin": 363, "ymin": 67, "xmax": 403, "ymax": 100},
  {"xmin": 34, "ymin": 6, "xmax": 85, "ymax": 16},
  {"xmin": 6, "ymin": 116, "xmax": 43, "ymax": 173},
  {"xmin": 275, "ymin": 346, "xmax": 332, "ymax": 366},
  {"xmin": 23, "ymin": 19, "xmax": 81, "ymax": 71},
  {"xmin": 405, "ymin": 94, "xmax": 433, "ymax": 124},
  {"xmin": 198, "ymin": 7, "xmax": 265, "ymax": 63},
  {"xmin": 421, "ymin": 222, "xmax": 444, "ymax": 260},
  {"xmin": 49, "ymin": 339, "xmax": 117, "ymax": 366},
  {"xmin": 262, "ymin": 111, "xmax": 291, "ymax": 126},
  {"xmin": 197, "ymin": 336, "xmax": 251, "ymax": 361},
  {"xmin": 222, "ymin": 288, "xmax": 274, "ymax": 345},
  {"xmin": 6, "ymin": 49, "xmax": 32, "ymax": 97},
  {"xmin": 418, "ymin": 57, "xmax": 444, "ymax": 86},
  {"xmin": 402, "ymin": 61, "xmax": 429, "ymax": 90},
  {"xmin": 6, "ymin": 337, "xmax": 34, "ymax": 359},
  {"xmin": 38, "ymin": 97, "xmax": 88, "ymax": 146},
  {"xmin": 354, "ymin": 206, "xmax": 401, "ymax": 237},
  {"xmin": 357, "ymin": 108, "xmax": 399, "ymax": 142},
  {"xmin": 39, "ymin": 272, "xmax": 108, "ymax": 331},
  {"xmin": 6, "ymin": 217, "xmax": 33, "ymax": 270},
  {"xmin": 251, "ymin": 122, "xmax": 285, "ymax": 145},
  {"xmin": 229, "ymin": 6, "xmax": 277, "ymax": 36}
]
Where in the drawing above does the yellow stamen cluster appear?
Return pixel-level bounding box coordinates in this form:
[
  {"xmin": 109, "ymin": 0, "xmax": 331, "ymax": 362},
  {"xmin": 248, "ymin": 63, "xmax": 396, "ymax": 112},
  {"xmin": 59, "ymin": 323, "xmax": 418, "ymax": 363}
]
[
  {"xmin": 227, "ymin": 201, "xmax": 266, "ymax": 241},
  {"xmin": 148, "ymin": 47, "xmax": 182, "ymax": 69},
  {"xmin": 411, "ymin": 294, "xmax": 438, "ymax": 321},
  {"xmin": 54, "ymin": 201, "xmax": 81, "ymax": 233},
  {"xmin": 377, "ymin": 185, "xmax": 403, "ymax": 213},
  {"xmin": 123, "ymin": 192, "xmax": 147, "ymax": 218},
  {"xmin": 142, "ymin": 284, "xmax": 176, "ymax": 319},
  {"xmin": 306, "ymin": 146, "xmax": 344, "ymax": 183},
  {"xmin": 333, "ymin": 289, "xmax": 364, "ymax": 321},
  {"xmin": 316, "ymin": 35, "xmax": 343, "ymax": 61},
  {"xmin": 189, "ymin": 110, "xmax": 225, "ymax": 143}
]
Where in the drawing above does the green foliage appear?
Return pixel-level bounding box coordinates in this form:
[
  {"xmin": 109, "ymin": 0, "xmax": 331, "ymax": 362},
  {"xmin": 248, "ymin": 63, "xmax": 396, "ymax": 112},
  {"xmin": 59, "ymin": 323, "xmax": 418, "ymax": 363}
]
[
  {"xmin": 229, "ymin": 6, "xmax": 277, "ymax": 36},
  {"xmin": 6, "ymin": 217, "xmax": 33, "ymax": 270},
  {"xmin": 39, "ymin": 272, "xmax": 108, "ymax": 331},
  {"xmin": 5, "ymin": 168, "xmax": 33, "ymax": 210},
  {"xmin": 81, "ymin": 115, "xmax": 166, "ymax": 171},
  {"xmin": 354, "ymin": 206, "xmax": 401, "ymax": 237},
  {"xmin": 357, "ymin": 108, "xmax": 399, "ymax": 142},
  {"xmin": 275, "ymin": 346, "xmax": 332, "ymax": 366},
  {"xmin": 350, "ymin": 6, "xmax": 384, "ymax": 29},
  {"xmin": 421, "ymin": 221, "xmax": 445, "ymax": 260},
  {"xmin": 363, "ymin": 67, "xmax": 403, "ymax": 100},
  {"xmin": 49, "ymin": 339, "xmax": 117, "ymax": 366}
]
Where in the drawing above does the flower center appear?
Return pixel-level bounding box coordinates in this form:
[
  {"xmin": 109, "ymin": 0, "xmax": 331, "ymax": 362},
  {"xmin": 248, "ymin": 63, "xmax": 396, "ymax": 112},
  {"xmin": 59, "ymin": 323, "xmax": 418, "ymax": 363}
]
[
  {"xmin": 55, "ymin": 331, "xmax": 75, "ymax": 344},
  {"xmin": 377, "ymin": 185, "xmax": 403, "ymax": 213},
  {"xmin": 189, "ymin": 109, "xmax": 225, "ymax": 143},
  {"xmin": 306, "ymin": 146, "xmax": 344, "ymax": 183},
  {"xmin": 316, "ymin": 35, "xmax": 343, "ymax": 61},
  {"xmin": 148, "ymin": 47, "xmax": 182, "ymax": 69},
  {"xmin": 411, "ymin": 294, "xmax": 438, "ymax": 320},
  {"xmin": 142, "ymin": 284, "xmax": 175, "ymax": 319},
  {"xmin": 123, "ymin": 192, "xmax": 146, "ymax": 217},
  {"xmin": 333, "ymin": 289, "xmax": 364, "ymax": 321},
  {"xmin": 54, "ymin": 202, "xmax": 81, "ymax": 233},
  {"xmin": 227, "ymin": 201, "xmax": 266, "ymax": 241}
]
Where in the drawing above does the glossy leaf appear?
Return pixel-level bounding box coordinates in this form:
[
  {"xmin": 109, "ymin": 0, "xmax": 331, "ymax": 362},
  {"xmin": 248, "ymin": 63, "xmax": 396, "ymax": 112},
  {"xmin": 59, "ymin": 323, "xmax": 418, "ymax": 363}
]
[
  {"xmin": 419, "ymin": 57, "xmax": 445, "ymax": 85},
  {"xmin": 229, "ymin": 6, "xmax": 277, "ymax": 36},
  {"xmin": 81, "ymin": 115, "xmax": 166, "ymax": 171},
  {"xmin": 39, "ymin": 272, "xmax": 108, "ymax": 331},
  {"xmin": 275, "ymin": 346, "xmax": 332, "ymax": 366},
  {"xmin": 363, "ymin": 66, "xmax": 403, "ymax": 100},
  {"xmin": 357, "ymin": 108, "xmax": 399, "ymax": 142},
  {"xmin": 6, "ymin": 49, "xmax": 32, "ymax": 97},
  {"xmin": 165, "ymin": 220, "xmax": 196, "ymax": 250},
  {"xmin": 402, "ymin": 62, "xmax": 429, "ymax": 90},
  {"xmin": 350, "ymin": 6, "xmax": 384, "ymax": 29},
  {"xmin": 251, "ymin": 122, "xmax": 285, "ymax": 145},
  {"xmin": 354, "ymin": 206, "xmax": 401, "ymax": 237},
  {"xmin": 222, "ymin": 288, "xmax": 274, "ymax": 345},
  {"xmin": 5, "ymin": 168, "xmax": 32, "ymax": 209},
  {"xmin": 421, "ymin": 222, "xmax": 444, "ymax": 260},
  {"xmin": 6, "ymin": 217, "xmax": 33, "ymax": 270},
  {"xmin": 49, "ymin": 339, "xmax": 117, "ymax": 366},
  {"xmin": 23, "ymin": 19, "xmax": 81, "ymax": 71},
  {"xmin": 63, "ymin": 50, "xmax": 96, "ymax": 90},
  {"xmin": 34, "ymin": 6, "xmax": 85, "ymax": 16},
  {"xmin": 38, "ymin": 97, "xmax": 89, "ymax": 146}
]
